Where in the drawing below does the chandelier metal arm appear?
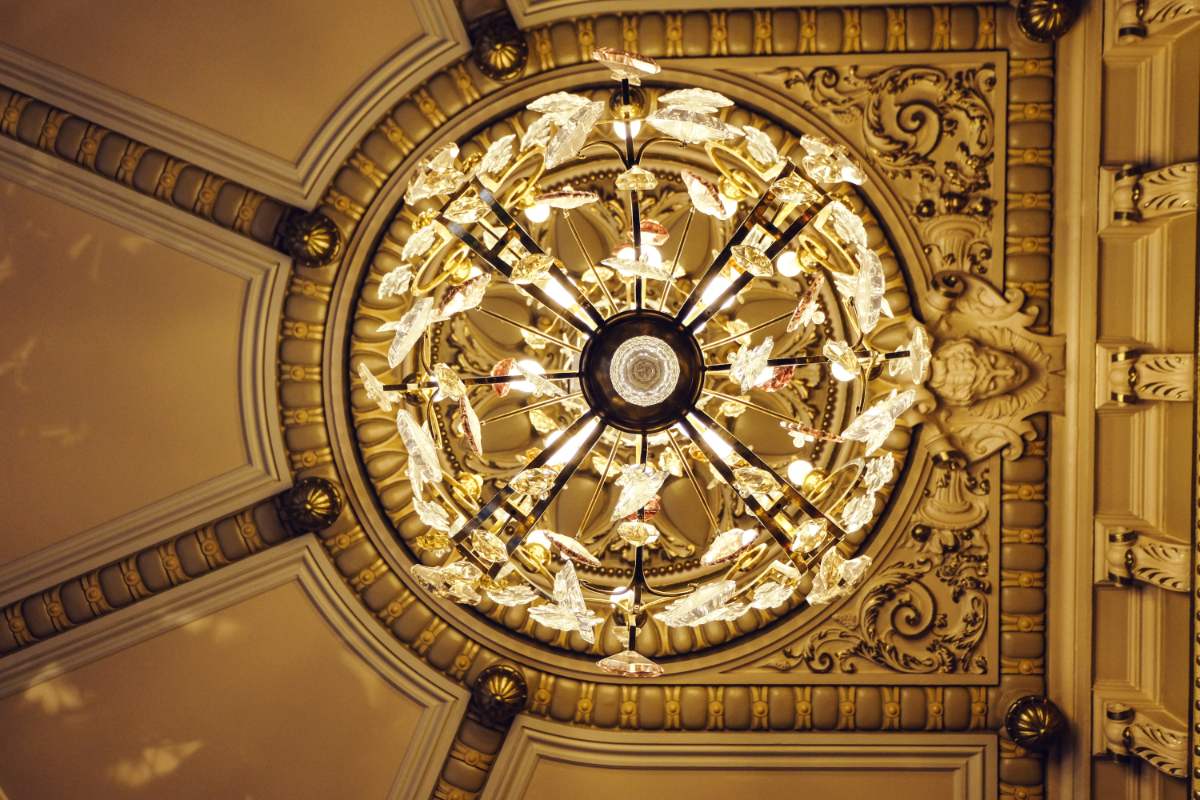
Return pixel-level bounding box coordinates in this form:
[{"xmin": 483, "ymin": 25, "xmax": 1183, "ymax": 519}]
[
  {"xmin": 665, "ymin": 428, "xmax": 720, "ymax": 530},
  {"xmin": 383, "ymin": 370, "xmax": 579, "ymax": 392},
  {"xmin": 480, "ymin": 391, "xmax": 582, "ymax": 426},
  {"xmin": 703, "ymin": 349, "xmax": 909, "ymax": 373},
  {"xmin": 700, "ymin": 389, "xmax": 807, "ymax": 426},
  {"xmin": 562, "ymin": 210, "xmax": 619, "ymax": 312},
  {"xmin": 699, "ymin": 309, "xmax": 792, "ymax": 351},
  {"xmin": 688, "ymin": 407, "xmax": 851, "ymax": 547},
  {"xmin": 578, "ymin": 432, "xmax": 623, "ymax": 535},
  {"xmin": 471, "ymin": 306, "xmax": 583, "ymax": 352},
  {"xmin": 675, "ymin": 415, "xmax": 806, "ymax": 572},
  {"xmin": 657, "ymin": 208, "xmax": 695, "ymax": 312}
]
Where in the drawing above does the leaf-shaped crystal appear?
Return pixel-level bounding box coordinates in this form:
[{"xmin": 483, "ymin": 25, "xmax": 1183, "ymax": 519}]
[
  {"xmin": 611, "ymin": 464, "xmax": 668, "ymax": 520},
  {"xmin": 435, "ymin": 273, "xmax": 491, "ymax": 321},
  {"xmin": 786, "ymin": 271, "xmax": 827, "ymax": 332},
  {"xmin": 657, "ymin": 87, "xmax": 734, "ymax": 112},
  {"xmin": 822, "ymin": 339, "xmax": 859, "ymax": 380},
  {"xmin": 600, "ymin": 254, "xmax": 672, "ymax": 280},
  {"xmin": 444, "ymin": 193, "xmax": 490, "ymax": 225},
  {"xmin": 640, "ymin": 219, "xmax": 669, "ymax": 246},
  {"xmin": 404, "ymin": 142, "xmax": 468, "ymax": 204},
  {"xmin": 597, "ymin": 649, "xmax": 665, "ymax": 678},
  {"xmin": 862, "ymin": 455, "xmax": 894, "ymax": 493},
  {"xmin": 841, "ymin": 492, "xmax": 876, "ymax": 533},
  {"xmin": 535, "ymin": 189, "xmax": 599, "ymax": 209},
  {"xmin": 545, "ymin": 101, "xmax": 605, "ymax": 169},
  {"xmin": 526, "ymin": 371, "xmax": 567, "ymax": 398},
  {"xmin": 411, "ymin": 561, "xmax": 482, "ymax": 604},
  {"xmin": 378, "ymin": 264, "xmax": 413, "ymax": 299},
  {"xmin": 840, "ymin": 389, "xmax": 914, "ymax": 454},
  {"xmin": 470, "ymin": 529, "xmax": 508, "ymax": 563},
  {"xmin": 790, "ymin": 518, "xmax": 828, "ymax": 552},
  {"xmin": 839, "ymin": 554, "xmax": 872, "ymax": 588},
  {"xmin": 528, "ymin": 91, "xmax": 593, "ymax": 121},
  {"xmin": 509, "ymin": 466, "xmax": 560, "ymax": 499},
  {"xmin": 379, "ymin": 297, "xmax": 434, "ymax": 368},
  {"xmin": 771, "ymin": 173, "xmax": 821, "ymax": 206},
  {"xmin": 681, "ymin": 169, "xmax": 737, "ymax": 219},
  {"xmin": 520, "ymin": 114, "xmax": 556, "ymax": 151},
  {"xmin": 654, "ymin": 580, "xmax": 737, "ymax": 627},
  {"xmin": 730, "ymin": 336, "xmax": 774, "ymax": 393},
  {"xmin": 851, "ymin": 245, "xmax": 886, "ymax": 333},
  {"xmin": 401, "ymin": 223, "xmax": 442, "ymax": 262},
  {"xmin": 459, "ymin": 396, "xmax": 483, "ymax": 456},
  {"xmin": 543, "ymin": 530, "xmax": 602, "ymax": 567},
  {"xmin": 476, "ymin": 133, "xmax": 515, "ymax": 177},
  {"xmin": 730, "ymin": 244, "xmax": 773, "ymax": 277},
  {"xmin": 591, "ymin": 47, "xmax": 660, "ymax": 84},
  {"xmin": 433, "ymin": 363, "xmax": 466, "ymax": 400},
  {"xmin": 798, "ymin": 134, "xmax": 867, "ymax": 185},
  {"xmin": 412, "ymin": 491, "xmax": 452, "ymax": 533},
  {"xmin": 646, "ymin": 106, "xmax": 743, "ymax": 144},
  {"xmin": 741, "ymin": 125, "xmax": 782, "ymax": 166},
  {"xmin": 528, "ymin": 561, "xmax": 602, "ymax": 644},
  {"xmin": 888, "ymin": 325, "xmax": 931, "ymax": 384},
  {"xmin": 700, "ymin": 527, "xmax": 759, "ymax": 565},
  {"xmin": 615, "ymin": 166, "xmax": 658, "ymax": 191},
  {"xmin": 805, "ymin": 548, "xmax": 845, "ymax": 605},
  {"xmin": 750, "ymin": 579, "xmax": 794, "ymax": 610},
  {"xmin": 488, "ymin": 583, "xmax": 538, "ymax": 606},
  {"xmin": 755, "ymin": 365, "xmax": 795, "ymax": 392},
  {"xmin": 511, "ymin": 253, "xmax": 559, "ymax": 284},
  {"xmin": 396, "ymin": 409, "xmax": 442, "ymax": 484},
  {"xmin": 732, "ymin": 466, "xmax": 775, "ymax": 497},
  {"xmin": 615, "ymin": 519, "xmax": 660, "ymax": 546},
  {"xmin": 821, "ymin": 200, "xmax": 869, "ymax": 249},
  {"xmin": 357, "ymin": 363, "xmax": 400, "ymax": 412},
  {"xmin": 491, "ymin": 358, "xmax": 516, "ymax": 398}
]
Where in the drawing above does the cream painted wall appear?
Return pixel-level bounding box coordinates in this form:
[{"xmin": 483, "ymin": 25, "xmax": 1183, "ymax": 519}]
[
  {"xmin": 0, "ymin": 0, "xmax": 425, "ymax": 160},
  {"xmin": 0, "ymin": 176, "xmax": 247, "ymax": 567},
  {"xmin": 0, "ymin": 581, "xmax": 425, "ymax": 799}
]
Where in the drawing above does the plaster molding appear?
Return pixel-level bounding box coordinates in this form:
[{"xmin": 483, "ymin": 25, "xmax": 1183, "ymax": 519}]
[
  {"xmin": 0, "ymin": 1, "xmax": 468, "ymax": 207},
  {"xmin": 506, "ymin": 0, "xmax": 993, "ymax": 27},
  {"xmin": 0, "ymin": 136, "xmax": 289, "ymax": 606},
  {"xmin": 0, "ymin": 537, "xmax": 470, "ymax": 800},
  {"xmin": 485, "ymin": 716, "xmax": 996, "ymax": 799}
]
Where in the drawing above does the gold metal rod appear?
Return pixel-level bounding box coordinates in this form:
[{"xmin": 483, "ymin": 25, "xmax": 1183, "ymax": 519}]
[
  {"xmin": 578, "ymin": 431, "xmax": 622, "ymax": 535},
  {"xmin": 564, "ymin": 211, "xmax": 618, "ymax": 312},
  {"xmin": 701, "ymin": 389, "xmax": 801, "ymax": 425},
  {"xmin": 480, "ymin": 392, "xmax": 582, "ymax": 425},
  {"xmin": 700, "ymin": 310, "xmax": 793, "ymax": 351},
  {"xmin": 472, "ymin": 306, "xmax": 582, "ymax": 352},
  {"xmin": 658, "ymin": 208, "xmax": 695, "ymax": 312},
  {"xmin": 666, "ymin": 428, "xmax": 720, "ymax": 531}
]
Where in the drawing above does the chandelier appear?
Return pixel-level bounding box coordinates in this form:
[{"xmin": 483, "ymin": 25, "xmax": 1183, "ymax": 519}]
[{"xmin": 357, "ymin": 48, "xmax": 931, "ymax": 678}]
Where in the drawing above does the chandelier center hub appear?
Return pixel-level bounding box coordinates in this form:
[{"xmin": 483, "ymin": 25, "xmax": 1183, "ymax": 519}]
[{"xmin": 610, "ymin": 335, "xmax": 680, "ymax": 406}]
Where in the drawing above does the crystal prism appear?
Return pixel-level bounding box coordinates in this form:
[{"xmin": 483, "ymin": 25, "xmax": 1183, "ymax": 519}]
[
  {"xmin": 476, "ymin": 134, "xmax": 515, "ymax": 177},
  {"xmin": 616, "ymin": 519, "xmax": 660, "ymax": 546},
  {"xmin": 790, "ymin": 518, "xmax": 828, "ymax": 552},
  {"xmin": 444, "ymin": 193, "xmax": 490, "ymax": 225},
  {"xmin": 615, "ymin": 166, "xmax": 658, "ymax": 191},
  {"xmin": 732, "ymin": 466, "xmax": 775, "ymax": 497},
  {"xmin": 741, "ymin": 125, "xmax": 782, "ymax": 167},
  {"xmin": 511, "ymin": 253, "xmax": 559, "ymax": 284},
  {"xmin": 771, "ymin": 173, "xmax": 821, "ymax": 206},
  {"xmin": 591, "ymin": 47, "xmax": 660, "ymax": 84},
  {"xmin": 601, "ymin": 254, "xmax": 672, "ymax": 280},
  {"xmin": 470, "ymin": 529, "xmax": 508, "ymax": 563},
  {"xmin": 646, "ymin": 106, "xmax": 743, "ymax": 144},
  {"xmin": 401, "ymin": 223, "xmax": 442, "ymax": 262},
  {"xmin": 798, "ymin": 135, "xmax": 867, "ymax": 185},
  {"xmin": 357, "ymin": 363, "xmax": 400, "ymax": 412},
  {"xmin": 805, "ymin": 548, "xmax": 844, "ymax": 605},
  {"xmin": 435, "ymin": 273, "xmax": 490, "ymax": 321},
  {"xmin": 509, "ymin": 466, "xmax": 560, "ymax": 499},
  {"xmin": 597, "ymin": 649, "xmax": 665, "ymax": 678},
  {"xmin": 379, "ymin": 297, "xmax": 434, "ymax": 368},
  {"xmin": 839, "ymin": 554, "xmax": 872, "ymax": 588},
  {"xmin": 433, "ymin": 363, "xmax": 466, "ymax": 400},
  {"xmin": 488, "ymin": 583, "xmax": 538, "ymax": 606},
  {"xmin": 786, "ymin": 271, "xmax": 827, "ymax": 332},
  {"xmin": 396, "ymin": 409, "xmax": 442, "ymax": 484},
  {"xmin": 529, "ymin": 91, "xmax": 592, "ymax": 120},
  {"xmin": 841, "ymin": 389, "xmax": 915, "ymax": 454},
  {"xmin": 542, "ymin": 530, "xmax": 602, "ymax": 567},
  {"xmin": 700, "ymin": 527, "xmax": 759, "ymax": 565},
  {"xmin": 545, "ymin": 101, "xmax": 605, "ymax": 169},
  {"xmin": 378, "ymin": 264, "xmax": 413, "ymax": 299},
  {"xmin": 657, "ymin": 87, "xmax": 733, "ymax": 112},
  {"xmin": 682, "ymin": 169, "xmax": 737, "ymax": 219},
  {"xmin": 654, "ymin": 581, "xmax": 737, "ymax": 627},
  {"xmin": 491, "ymin": 358, "xmax": 516, "ymax": 398},
  {"xmin": 413, "ymin": 488, "xmax": 453, "ymax": 532},
  {"xmin": 536, "ymin": 189, "xmax": 599, "ymax": 209},
  {"xmin": 404, "ymin": 143, "xmax": 468, "ymax": 204},
  {"xmin": 729, "ymin": 336, "xmax": 773, "ymax": 393},
  {"xmin": 730, "ymin": 244, "xmax": 773, "ymax": 277},
  {"xmin": 750, "ymin": 579, "xmax": 794, "ymax": 609},
  {"xmin": 610, "ymin": 464, "xmax": 668, "ymax": 520},
  {"xmin": 459, "ymin": 396, "xmax": 483, "ymax": 456},
  {"xmin": 862, "ymin": 455, "xmax": 894, "ymax": 493},
  {"xmin": 823, "ymin": 339, "xmax": 859, "ymax": 380},
  {"xmin": 528, "ymin": 560, "xmax": 602, "ymax": 644},
  {"xmin": 888, "ymin": 324, "xmax": 931, "ymax": 384},
  {"xmin": 850, "ymin": 245, "xmax": 886, "ymax": 333},
  {"xmin": 520, "ymin": 114, "xmax": 556, "ymax": 151},
  {"xmin": 411, "ymin": 561, "xmax": 482, "ymax": 605},
  {"xmin": 840, "ymin": 492, "xmax": 876, "ymax": 533}
]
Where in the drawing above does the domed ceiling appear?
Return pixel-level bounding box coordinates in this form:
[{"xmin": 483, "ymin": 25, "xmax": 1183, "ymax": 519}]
[{"xmin": 0, "ymin": 1, "xmax": 1196, "ymax": 798}]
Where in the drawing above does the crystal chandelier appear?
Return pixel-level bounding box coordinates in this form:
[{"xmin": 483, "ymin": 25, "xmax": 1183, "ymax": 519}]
[{"xmin": 358, "ymin": 48, "xmax": 932, "ymax": 678}]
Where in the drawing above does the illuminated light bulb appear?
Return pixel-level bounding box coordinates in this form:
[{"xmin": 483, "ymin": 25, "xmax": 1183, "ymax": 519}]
[
  {"xmin": 830, "ymin": 361, "xmax": 856, "ymax": 382},
  {"xmin": 617, "ymin": 245, "xmax": 636, "ymax": 261},
  {"xmin": 776, "ymin": 250, "xmax": 801, "ymax": 277},
  {"xmin": 642, "ymin": 244, "xmax": 662, "ymax": 267},
  {"xmin": 548, "ymin": 418, "xmax": 600, "ymax": 465},
  {"xmin": 524, "ymin": 202, "xmax": 551, "ymax": 224},
  {"xmin": 787, "ymin": 458, "xmax": 815, "ymax": 485},
  {"xmin": 610, "ymin": 587, "xmax": 635, "ymax": 606},
  {"xmin": 613, "ymin": 120, "xmax": 643, "ymax": 139},
  {"xmin": 511, "ymin": 359, "xmax": 544, "ymax": 394}
]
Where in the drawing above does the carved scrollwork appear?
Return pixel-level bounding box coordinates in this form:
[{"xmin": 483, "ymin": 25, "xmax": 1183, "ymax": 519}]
[
  {"xmin": 1098, "ymin": 345, "xmax": 1194, "ymax": 406},
  {"xmin": 770, "ymin": 64, "xmax": 998, "ymax": 274},
  {"xmin": 1104, "ymin": 529, "xmax": 1189, "ymax": 591},
  {"xmin": 1106, "ymin": 162, "xmax": 1198, "ymax": 224},
  {"xmin": 1116, "ymin": 0, "xmax": 1200, "ymax": 41},
  {"xmin": 769, "ymin": 456, "xmax": 991, "ymax": 675},
  {"xmin": 1103, "ymin": 702, "xmax": 1187, "ymax": 779}
]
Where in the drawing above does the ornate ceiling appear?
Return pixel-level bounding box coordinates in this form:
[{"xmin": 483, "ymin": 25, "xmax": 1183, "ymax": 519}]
[{"xmin": 0, "ymin": 1, "xmax": 1196, "ymax": 798}]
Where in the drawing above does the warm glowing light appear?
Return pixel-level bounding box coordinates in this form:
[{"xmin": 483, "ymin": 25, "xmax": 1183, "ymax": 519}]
[
  {"xmin": 831, "ymin": 361, "xmax": 856, "ymax": 382},
  {"xmin": 549, "ymin": 418, "xmax": 601, "ymax": 465},
  {"xmin": 787, "ymin": 458, "xmax": 815, "ymax": 485},
  {"xmin": 776, "ymin": 250, "xmax": 801, "ymax": 277},
  {"xmin": 613, "ymin": 120, "xmax": 643, "ymax": 139},
  {"xmin": 524, "ymin": 202, "xmax": 551, "ymax": 223}
]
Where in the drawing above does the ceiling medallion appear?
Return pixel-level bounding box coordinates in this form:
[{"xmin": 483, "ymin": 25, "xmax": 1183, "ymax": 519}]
[{"xmin": 356, "ymin": 49, "xmax": 938, "ymax": 678}]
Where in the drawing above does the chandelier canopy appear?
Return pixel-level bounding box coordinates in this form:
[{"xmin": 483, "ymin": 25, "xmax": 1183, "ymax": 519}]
[{"xmin": 356, "ymin": 48, "xmax": 932, "ymax": 678}]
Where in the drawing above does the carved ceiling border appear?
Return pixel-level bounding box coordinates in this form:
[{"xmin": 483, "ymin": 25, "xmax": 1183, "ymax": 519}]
[{"xmin": 270, "ymin": 5, "xmax": 1056, "ymax": 799}]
